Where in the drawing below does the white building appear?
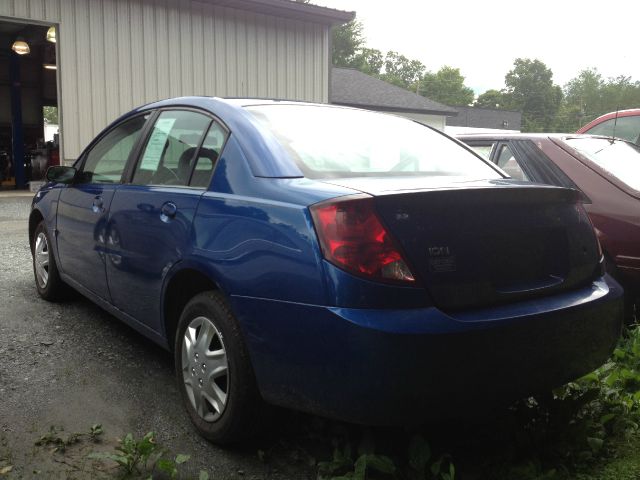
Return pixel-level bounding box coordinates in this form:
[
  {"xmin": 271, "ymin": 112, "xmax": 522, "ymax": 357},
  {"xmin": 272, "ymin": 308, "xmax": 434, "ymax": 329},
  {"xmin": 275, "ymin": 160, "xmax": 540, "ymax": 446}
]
[{"xmin": 0, "ymin": 0, "xmax": 353, "ymax": 167}]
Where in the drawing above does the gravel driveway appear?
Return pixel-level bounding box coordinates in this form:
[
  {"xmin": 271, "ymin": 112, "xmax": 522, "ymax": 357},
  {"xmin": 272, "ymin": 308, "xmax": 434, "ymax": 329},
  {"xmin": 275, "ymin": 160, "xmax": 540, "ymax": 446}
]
[{"xmin": 0, "ymin": 193, "xmax": 314, "ymax": 479}]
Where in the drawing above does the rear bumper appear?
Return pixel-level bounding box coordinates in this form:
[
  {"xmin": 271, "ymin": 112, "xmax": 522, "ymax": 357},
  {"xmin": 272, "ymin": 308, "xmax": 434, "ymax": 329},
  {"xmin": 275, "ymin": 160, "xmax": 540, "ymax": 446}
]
[{"xmin": 232, "ymin": 275, "xmax": 623, "ymax": 425}]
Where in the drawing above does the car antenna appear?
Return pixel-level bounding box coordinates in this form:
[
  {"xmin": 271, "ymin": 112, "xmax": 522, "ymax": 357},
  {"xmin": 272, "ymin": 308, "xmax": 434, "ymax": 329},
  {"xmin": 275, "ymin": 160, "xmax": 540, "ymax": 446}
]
[{"xmin": 611, "ymin": 107, "xmax": 620, "ymax": 144}]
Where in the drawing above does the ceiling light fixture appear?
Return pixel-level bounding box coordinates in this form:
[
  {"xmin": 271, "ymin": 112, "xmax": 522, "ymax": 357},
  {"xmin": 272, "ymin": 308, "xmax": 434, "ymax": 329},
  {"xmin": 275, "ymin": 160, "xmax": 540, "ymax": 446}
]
[
  {"xmin": 46, "ymin": 26, "xmax": 56, "ymax": 43},
  {"xmin": 11, "ymin": 38, "xmax": 30, "ymax": 55},
  {"xmin": 43, "ymin": 64, "xmax": 57, "ymax": 70}
]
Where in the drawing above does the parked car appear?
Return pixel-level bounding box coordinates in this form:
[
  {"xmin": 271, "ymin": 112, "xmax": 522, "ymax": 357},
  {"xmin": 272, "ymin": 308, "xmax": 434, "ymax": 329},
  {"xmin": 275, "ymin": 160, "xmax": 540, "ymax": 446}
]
[
  {"xmin": 31, "ymin": 98, "xmax": 623, "ymax": 443},
  {"xmin": 458, "ymin": 132, "xmax": 639, "ymax": 321},
  {"xmin": 577, "ymin": 109, "xmax": 640, "ymax": 145}
]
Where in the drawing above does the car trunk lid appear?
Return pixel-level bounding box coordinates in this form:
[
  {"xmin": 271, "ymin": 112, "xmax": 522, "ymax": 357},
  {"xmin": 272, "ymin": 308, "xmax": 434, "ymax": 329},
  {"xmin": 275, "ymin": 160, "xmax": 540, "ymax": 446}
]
[{"xmin": 321, "ymin": 178, "xmax": 600, "ymax": 310}]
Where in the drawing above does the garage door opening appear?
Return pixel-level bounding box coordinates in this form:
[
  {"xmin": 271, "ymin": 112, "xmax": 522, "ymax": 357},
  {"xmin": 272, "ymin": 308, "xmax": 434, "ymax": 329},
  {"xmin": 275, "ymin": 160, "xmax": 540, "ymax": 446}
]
[{"xmin": 0, "ymin": 20, "xmax": 59, "ymax": 190}]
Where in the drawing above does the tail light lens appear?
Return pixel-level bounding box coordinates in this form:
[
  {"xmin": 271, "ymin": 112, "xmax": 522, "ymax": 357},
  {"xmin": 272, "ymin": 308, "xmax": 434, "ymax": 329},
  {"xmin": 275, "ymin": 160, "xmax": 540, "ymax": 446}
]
[{"xmin": 310, "ymin": 195, "xmax": 416, "ymax": 284}]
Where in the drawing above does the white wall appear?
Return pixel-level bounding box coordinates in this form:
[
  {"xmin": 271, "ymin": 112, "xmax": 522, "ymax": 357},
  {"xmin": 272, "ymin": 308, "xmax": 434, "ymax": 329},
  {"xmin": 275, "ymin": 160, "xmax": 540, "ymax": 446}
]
[
  {"xmin": 444, "ymin": 126, "xmax": 520, "ymax": 135},
  {"xmin": 1, "ymin": 0, "xmax": 330, "ymax": 162},
  {"xmin": 387, "ymin": 111, "xmax": 447, "ymax": 131}
]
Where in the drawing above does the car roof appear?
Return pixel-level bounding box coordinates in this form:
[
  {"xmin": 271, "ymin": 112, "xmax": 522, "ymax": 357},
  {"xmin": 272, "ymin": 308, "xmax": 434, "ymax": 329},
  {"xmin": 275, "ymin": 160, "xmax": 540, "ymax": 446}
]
[
  {"xmin": 456, "ymin": 132, "xmax": 589, "ymax": 141},
  {"xmin": 577, "ymin": 108, "xmax": 640, "ymax": 133},
  {"xmin": 456, "ymin": 132, "xmax": 638, "ymax": 145},
  {"xmin": 220, "ymin": 98, "xmax": 324, "ymax": 108}
]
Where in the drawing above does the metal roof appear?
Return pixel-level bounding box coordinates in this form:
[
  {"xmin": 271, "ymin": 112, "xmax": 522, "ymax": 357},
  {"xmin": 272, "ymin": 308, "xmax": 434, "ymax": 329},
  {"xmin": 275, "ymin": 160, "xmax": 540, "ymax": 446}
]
[{"xmin": 200, "ymin": 0, "xmax": 354, "ymax": 25}]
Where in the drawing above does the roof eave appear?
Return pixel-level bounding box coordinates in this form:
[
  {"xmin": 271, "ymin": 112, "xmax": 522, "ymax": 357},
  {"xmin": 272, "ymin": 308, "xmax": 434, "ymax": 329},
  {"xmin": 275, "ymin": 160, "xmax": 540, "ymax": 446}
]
[{"xmin": 208, "ymin": 0, "xmax": 355, "ymax": 25}]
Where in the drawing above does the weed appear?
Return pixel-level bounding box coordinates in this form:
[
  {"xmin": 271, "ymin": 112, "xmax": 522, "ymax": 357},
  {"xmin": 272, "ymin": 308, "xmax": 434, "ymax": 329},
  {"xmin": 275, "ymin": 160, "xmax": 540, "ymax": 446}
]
[
  {"xmin": 34, "ymin": 424, "xmax": 103, "ymax": 454},
  {"xmin": 89, "ymin": 432, "xmax": 159, "ymax": 475},
  {"xmin": 89, "ymin": 431, "xmax": 208, "ymax": 479},
  {"xmin": 317, "ymin": 430, "xmax": 454, "ymax": 480}
]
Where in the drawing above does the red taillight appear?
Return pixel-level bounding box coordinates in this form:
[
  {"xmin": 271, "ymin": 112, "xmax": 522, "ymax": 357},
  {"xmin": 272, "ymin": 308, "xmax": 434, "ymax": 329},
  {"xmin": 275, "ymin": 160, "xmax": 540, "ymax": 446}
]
[{"xmin": 310, "ymin": 195, "xmax": 415, "ymax": 283}]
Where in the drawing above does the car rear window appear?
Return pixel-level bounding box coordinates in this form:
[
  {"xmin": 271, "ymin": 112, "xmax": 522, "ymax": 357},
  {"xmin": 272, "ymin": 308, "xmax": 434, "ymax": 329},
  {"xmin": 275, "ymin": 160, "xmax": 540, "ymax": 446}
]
[
  {"xmin": 564, "ymin": 137, "xmax": 640, "ymax": 191},
  {"xmin": 246, "ymin": 105, "xmax": 501, "ymax": 180}
]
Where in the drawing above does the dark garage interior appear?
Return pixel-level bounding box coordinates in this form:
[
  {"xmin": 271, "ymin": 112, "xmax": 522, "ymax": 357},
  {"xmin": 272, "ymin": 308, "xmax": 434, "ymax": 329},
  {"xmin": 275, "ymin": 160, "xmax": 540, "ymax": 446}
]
[{"xmin": 0, "ymin": 20, "xmax": 58, "ymax": 189}]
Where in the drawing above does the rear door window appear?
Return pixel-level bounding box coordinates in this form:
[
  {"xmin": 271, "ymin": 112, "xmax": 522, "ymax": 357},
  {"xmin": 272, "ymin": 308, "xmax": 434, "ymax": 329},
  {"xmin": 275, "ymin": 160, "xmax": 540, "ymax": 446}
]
[
  {"xmin": 467, "ymin": 143, "xmax": 495, "ymax": 160},
  {"xmin": 132, "ymin": 110, "xmax": 212, "ymax": 186},
  {"xmin": 496, "ymin": 144, "xmax": 529, "ymax": 181},
  {"xmin": 189, "ymin": 122, "xmax": 228, "ymax": 188}
]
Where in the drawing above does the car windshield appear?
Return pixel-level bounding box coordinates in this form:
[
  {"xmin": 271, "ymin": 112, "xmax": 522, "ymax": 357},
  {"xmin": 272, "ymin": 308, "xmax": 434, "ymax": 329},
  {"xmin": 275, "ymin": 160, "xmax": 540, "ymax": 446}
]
[
  {"xmin": 563, "ymin": 137, "xmax": 640, "ymax": 191},
  {"xmin": 246, "ymin": 104, "xmax": 502, "ymax": 180}
]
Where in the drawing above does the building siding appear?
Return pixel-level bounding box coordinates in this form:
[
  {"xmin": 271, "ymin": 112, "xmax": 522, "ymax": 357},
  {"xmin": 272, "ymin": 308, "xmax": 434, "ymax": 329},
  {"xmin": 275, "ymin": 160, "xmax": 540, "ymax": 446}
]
[
  {"xmin": 1, "ymin": 0, "xmax": 330, "ymax": 161},
  {"xmin": 388, "ymin": 111, "xmax": 447, "ymax": 131}
]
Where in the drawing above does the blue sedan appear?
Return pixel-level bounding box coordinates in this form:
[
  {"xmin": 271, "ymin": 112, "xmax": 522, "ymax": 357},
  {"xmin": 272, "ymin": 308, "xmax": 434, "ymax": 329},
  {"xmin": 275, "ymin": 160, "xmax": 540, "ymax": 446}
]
[{"xmin": 30, "ymin": 97, "xmax": 623, "ymax": 443}]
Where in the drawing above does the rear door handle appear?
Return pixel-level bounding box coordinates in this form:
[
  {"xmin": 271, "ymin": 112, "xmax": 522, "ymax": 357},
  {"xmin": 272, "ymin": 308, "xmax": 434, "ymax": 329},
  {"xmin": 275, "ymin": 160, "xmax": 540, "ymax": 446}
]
[{"xmin": 160, "ymin": 202, "xmax": 177, "ymax": 221}]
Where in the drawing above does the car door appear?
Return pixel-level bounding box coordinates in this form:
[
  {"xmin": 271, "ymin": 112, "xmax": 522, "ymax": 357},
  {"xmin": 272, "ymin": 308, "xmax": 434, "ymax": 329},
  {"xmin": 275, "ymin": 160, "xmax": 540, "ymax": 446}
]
[
  {"xmin": 106, "ymin": 109, "xmax": 228, "ymax": 331},
  {"xmin": 56, "ymin": 113, "xmax": 150, "ymax": 299}
]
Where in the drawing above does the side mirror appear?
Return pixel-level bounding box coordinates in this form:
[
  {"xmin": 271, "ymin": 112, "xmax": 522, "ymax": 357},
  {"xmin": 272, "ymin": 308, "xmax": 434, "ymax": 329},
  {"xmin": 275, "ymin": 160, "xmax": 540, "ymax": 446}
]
[{"xmin": 46, "ymin": 165, "xmax": 77, "ymax": 184}]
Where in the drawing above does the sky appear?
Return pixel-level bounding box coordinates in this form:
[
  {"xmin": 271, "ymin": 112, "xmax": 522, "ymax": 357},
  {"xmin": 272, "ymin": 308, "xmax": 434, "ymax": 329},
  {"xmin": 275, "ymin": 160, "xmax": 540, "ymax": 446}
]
[{"xmin": 313, "ymin": 0, "xmax": 640, "ymax": 95}]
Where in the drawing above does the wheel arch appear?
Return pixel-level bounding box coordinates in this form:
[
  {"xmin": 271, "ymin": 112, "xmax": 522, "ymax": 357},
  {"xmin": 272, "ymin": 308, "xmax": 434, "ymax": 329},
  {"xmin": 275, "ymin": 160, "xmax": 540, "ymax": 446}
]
[
  {"xmin": 28, "ymin": 209, "xmax": 45, "ymax": 252},
  {"xmin": 162, "ymin": 266, "xmax": 222, "ymax": 351}
]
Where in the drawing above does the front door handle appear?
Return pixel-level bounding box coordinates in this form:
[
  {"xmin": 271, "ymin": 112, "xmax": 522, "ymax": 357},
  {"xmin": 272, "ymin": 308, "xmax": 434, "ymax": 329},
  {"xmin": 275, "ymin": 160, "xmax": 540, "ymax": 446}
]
[
  {"xmin": 160, "ymin": 202, "xmax": 177, "ymax": 222},
  {"xmin": 92, "ymin": 196, "xmax": 104, "ymax": 213}
]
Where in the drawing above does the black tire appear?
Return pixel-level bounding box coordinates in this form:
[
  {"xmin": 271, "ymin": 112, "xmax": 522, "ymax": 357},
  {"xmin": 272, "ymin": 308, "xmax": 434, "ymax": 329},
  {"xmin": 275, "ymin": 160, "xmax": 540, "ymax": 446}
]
[
  {"xmin": 174, "ymin": 291, "xmax": 265, "ymax": 444},
  {"xmin": 32, "ymin": 221, "xmax": 71, "ymax": 301}
]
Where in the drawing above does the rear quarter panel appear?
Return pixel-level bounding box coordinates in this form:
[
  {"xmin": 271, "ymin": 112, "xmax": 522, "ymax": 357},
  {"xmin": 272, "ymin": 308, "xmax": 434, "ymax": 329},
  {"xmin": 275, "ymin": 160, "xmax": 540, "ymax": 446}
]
[{"xmin": 192, "ymin": 191, "xmax": 326, "ymax": 304}]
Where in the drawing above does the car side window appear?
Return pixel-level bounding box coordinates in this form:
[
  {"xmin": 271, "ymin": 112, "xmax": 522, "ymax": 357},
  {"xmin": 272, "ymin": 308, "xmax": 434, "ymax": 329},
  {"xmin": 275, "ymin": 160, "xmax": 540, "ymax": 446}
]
[
  {"xmin": 78, "ymin": 115, "xmax": 148, "ymax": 184},
  {"xmin": 467, "ymin": 143, "xmax": 495, "ymax": 160},
  {"xmin": 496, "ymin": 144, "xmax": 529, "ymax": 181},
  {"xmin": 132, "ymin": 110, "xmax": 211, "ymax": 186},
  {"xmin": 584, "ymin": 116, "xmax": 640, "ymax": 143},
  {"xmin": 189, "ymin": 122, "xmax": 228, "ymax": 188}
]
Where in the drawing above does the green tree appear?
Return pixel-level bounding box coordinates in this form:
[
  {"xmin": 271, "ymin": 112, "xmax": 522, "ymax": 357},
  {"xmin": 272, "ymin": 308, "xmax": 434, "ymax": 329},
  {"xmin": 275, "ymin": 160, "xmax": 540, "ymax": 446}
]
[
  {"xmin": 43, "ymin": 106, "xmax": 58, "ymax": 125},
  {"xmin": 474, "ymin": 89, "xmax": 506, "ymax": 109},
  {"xmin": 331, "ymin": 20, "xmax": 364, "ymax": 67},
  {"xmin": 379, "ymin": 51, "xmax": 425, "ymax": 90},
  {"xmin": 558, "ymin": 69, "xmax": 640, "ymax": 131},
  {"xmin": 504, "ymin": 58, "xmax": 562, "ymax": 132},
  {"xmin": 600, "ymin": 75, "xmax": 640, "ymax": 115},
  {"xmin": 351, "ymin": 47, "xmax": 384, "ymax": 76},
  {"xmin": 418, "ymin": 66, "xmax": 474, "ymax": 106},
  {"xmin": 560, "ymin": 68, "xmax": 605, "ymax": 130}
]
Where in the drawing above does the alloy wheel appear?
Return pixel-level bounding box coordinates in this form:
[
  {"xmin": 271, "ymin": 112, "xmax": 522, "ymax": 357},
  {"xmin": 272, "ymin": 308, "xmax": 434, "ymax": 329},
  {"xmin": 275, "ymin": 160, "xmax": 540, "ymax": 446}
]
[
  {"xmin": 34, "ymin": 232, "xmax": 50, "ymax": 289},
  {"xmin": 181, "ymin": 316, "xmax": 229, "ymax": 422}
]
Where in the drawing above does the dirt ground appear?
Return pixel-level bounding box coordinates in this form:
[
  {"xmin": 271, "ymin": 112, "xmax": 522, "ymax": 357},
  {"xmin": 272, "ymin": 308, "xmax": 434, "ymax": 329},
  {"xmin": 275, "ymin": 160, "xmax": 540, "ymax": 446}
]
[{"xmin": 0, "ymin": 192, "xmax": 315, "ymax": 479}]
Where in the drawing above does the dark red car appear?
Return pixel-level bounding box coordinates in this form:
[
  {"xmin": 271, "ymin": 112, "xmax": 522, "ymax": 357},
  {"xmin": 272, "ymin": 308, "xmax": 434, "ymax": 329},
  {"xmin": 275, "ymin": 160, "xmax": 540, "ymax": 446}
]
[
  {"xmin": 577, "ymin": 109, "xmax": 640, "ymax": 145},
  {"xmin": 458, "ymin": 133, "xmax": 640, "ymax": 320}
]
